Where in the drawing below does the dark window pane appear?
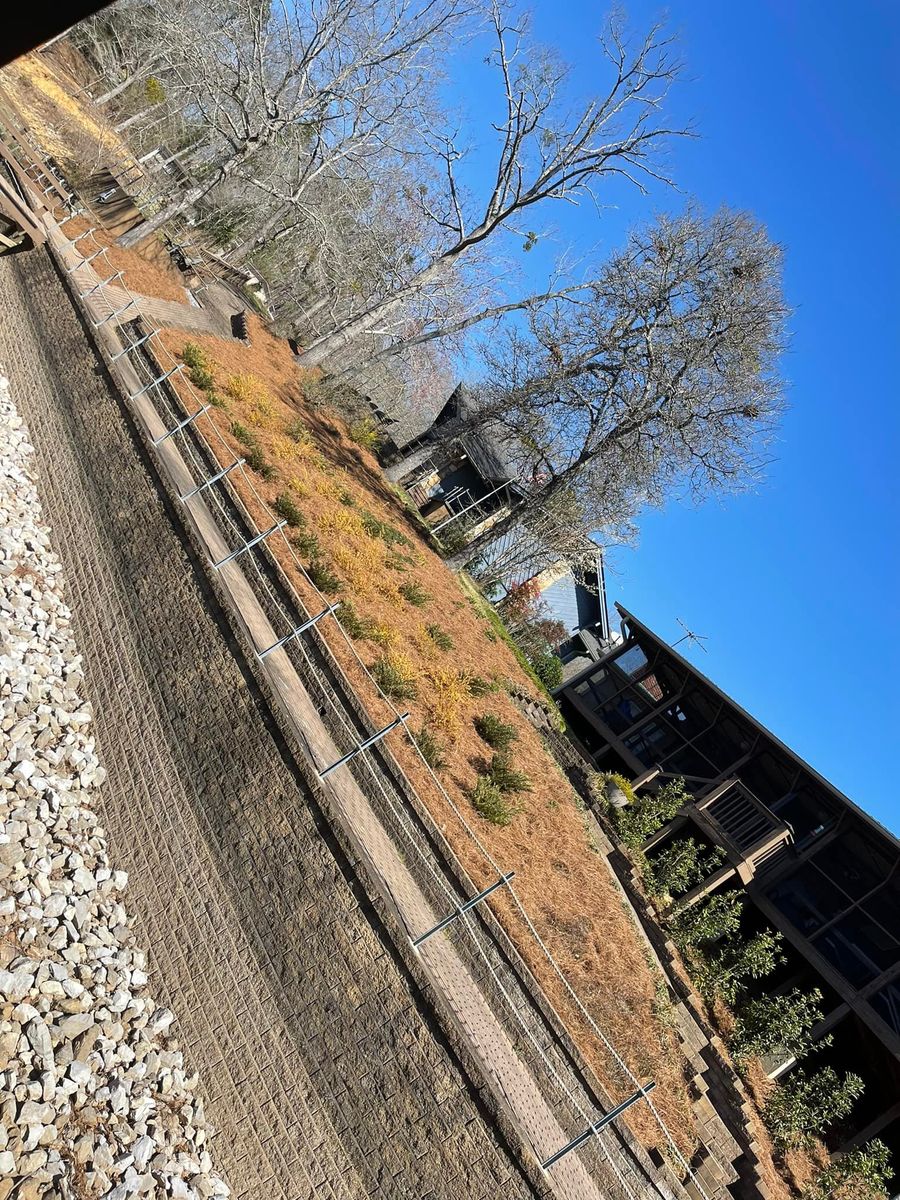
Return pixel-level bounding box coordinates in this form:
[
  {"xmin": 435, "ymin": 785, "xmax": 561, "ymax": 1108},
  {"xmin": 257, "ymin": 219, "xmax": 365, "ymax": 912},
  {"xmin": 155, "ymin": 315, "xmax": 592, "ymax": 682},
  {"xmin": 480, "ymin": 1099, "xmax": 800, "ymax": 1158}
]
[
  {"xmin": 812, "ymin": 827, "xmax": 895, "ymax": 900},
  {"xmin": 692, "ymin": 718, "xmax": 755, "ymax": 773},
  {"xmin": 599, "ymin": 688, "xmax": 651, "ymax": 734},
  {"xmin": 814, "ymin": 912, "xmax": 900, "ymax": 988},
  {"xmin": 863, "ymin": 873, "xmax": 900, "ymax": 934},
  {"xmin": 740, "ymin": 751, "xmax": 797, "ymax": 810},
  {"xmin": 871, "ymin": 981, "xmax": 900, "ymax": 1035},
  {"xmin": 661, "ymin": 743, "xmax": 717, "ymax": 780},
  {"xmin": 767, "ymin": 865, "xmax": 849, "ymax": 935},
  {"xmin": 773, "ymin": 786, "xmax": 837, "ymax": 846},
  {"xmin": 624, "ymin": 719, "xmax": 683, "ymax": 765}
]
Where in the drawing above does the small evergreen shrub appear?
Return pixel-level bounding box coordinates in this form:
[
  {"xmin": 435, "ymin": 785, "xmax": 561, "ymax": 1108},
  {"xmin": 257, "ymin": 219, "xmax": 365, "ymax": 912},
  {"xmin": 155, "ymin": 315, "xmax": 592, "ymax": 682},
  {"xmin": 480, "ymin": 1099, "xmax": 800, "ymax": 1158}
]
[
  {"xmin": 614, "ymin": 777, "xmax": 691, "ymax": 849},
  {"xmin": 273, "ymin": 491, "xmax": 303, "ymax": 527},
  {"xmin": 338, "ymin": 489, "xmax": 357, "ymax": 506},
  {"xmin": 426, "ymin": 624, "xmax": 454, "ymax": 651},
  {"xmin": 371, "ymin": 654, "xmax": 419, "ymax": 701},
  {"xmin": 231, "ymin": 420, "xmax": 254, "ymax": 446},
  {"xmin": 292, "ymin": 528, "xmax": 320, "ymax": 557},
  {"xmin": 473, "ymin": 713, "xmax": 517, "ymax": 751},
  {"xmin": 470, "ymin": 775, "xmax": 518, "ymax": 826},
  {"xmin": 765, "ymin": 1067, "xmax": 865, "ymax": 1149},
  {"xmin": 414, "ymin": 726, "xmax": 447, "ymax": 772},
  {"xmin": 486, "ymin": 751, "xmax": 531, "ymax": 794},
  {"xmin": 244, "ymin": 445, "xmax": 275, "ymax": 479},
  {"xmin": 336, "ymin": 600, "xmax": 366, "ymax": 640},
  {"xmin": 179, "ymin": 342, "xmax": 222, "ymax": 402},
  {"xmin": 467, "ymin": 675, "xmax": 497, "ymax": 698},
  {"xmin": 360, "ymin": 510, "xmax": 410, "ymax": 547},
  {"xmin": 399, "ymin": 580, "xmax": 430, "ymax": 607},
  {"xmin": 286, "ymin": 419, "xmax": 312, "ymax": 444},
  {"xmin": 731, "ymin": 987, "xmax": 826, "ymax": 1061},
  {"xmin": 307, "ymin": 558, "xmax": 341, "ymax": 594},
  {"xmin": 528, "ymin": 649, "xmax": 563, "ymax": 690}
]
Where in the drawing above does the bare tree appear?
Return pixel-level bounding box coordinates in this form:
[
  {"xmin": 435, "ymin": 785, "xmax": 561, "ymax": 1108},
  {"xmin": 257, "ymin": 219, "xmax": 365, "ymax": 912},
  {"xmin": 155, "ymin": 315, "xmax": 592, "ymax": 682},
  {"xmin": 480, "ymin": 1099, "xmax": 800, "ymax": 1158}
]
[
  {"xmin": 439, "ymin": 207, "xmax": 789, "ymax": 569},
  {"xmin": 114, "ymin": 0, "xmax": 470, "ymax": 247},
  {"xmin": 295, "ymin": 4, "xmax": 683, "ymax": 367}
]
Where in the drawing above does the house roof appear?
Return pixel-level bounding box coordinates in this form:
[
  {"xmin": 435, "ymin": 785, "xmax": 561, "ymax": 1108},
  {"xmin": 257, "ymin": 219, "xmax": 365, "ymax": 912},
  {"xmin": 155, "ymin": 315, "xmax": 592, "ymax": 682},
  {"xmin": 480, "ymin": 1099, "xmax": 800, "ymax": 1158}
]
[{"xmin": 615, "ymin": 606, "xmax": 900, "ymax": 851}]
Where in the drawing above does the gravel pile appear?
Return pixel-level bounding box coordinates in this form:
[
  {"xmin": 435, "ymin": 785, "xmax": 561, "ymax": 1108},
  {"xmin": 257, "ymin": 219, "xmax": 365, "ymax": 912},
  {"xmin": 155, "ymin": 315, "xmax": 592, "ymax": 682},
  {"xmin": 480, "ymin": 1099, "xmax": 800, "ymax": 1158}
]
[{"xmin": 0, "ymin": 373, "xmax": 230, "ymax": 1200}]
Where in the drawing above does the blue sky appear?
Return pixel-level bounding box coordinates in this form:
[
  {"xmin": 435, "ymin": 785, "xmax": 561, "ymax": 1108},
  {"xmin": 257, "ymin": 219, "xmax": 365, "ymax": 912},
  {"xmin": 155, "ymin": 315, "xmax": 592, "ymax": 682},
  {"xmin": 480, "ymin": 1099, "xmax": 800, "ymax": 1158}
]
[{"xmin": 447, "ymin": 2, "xmax": 900, "ymax": 832}]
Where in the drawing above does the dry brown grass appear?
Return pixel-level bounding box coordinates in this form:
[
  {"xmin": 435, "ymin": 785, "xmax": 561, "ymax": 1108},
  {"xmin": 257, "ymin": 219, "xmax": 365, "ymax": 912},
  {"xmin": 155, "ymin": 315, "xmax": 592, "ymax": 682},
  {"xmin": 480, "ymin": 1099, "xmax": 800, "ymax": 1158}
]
[
  {"xmin": 1, "ymin": 55, "xmax": 121, "ymax": 161},
  {"xmin": 152, "ymin": 320, "xmax": 702, "ymax": 1157},
  {"xmin": 59, "ymin": 215, "xmax": 189, "ymax": 303}
]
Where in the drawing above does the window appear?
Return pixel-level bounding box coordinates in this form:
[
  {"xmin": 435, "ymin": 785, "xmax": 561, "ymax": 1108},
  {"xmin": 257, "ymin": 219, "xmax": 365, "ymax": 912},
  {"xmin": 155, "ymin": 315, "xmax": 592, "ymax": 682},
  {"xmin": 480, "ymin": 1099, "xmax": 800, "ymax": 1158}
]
[
  {"xmin": 871, "ymin": 980, "xmax": 900, "ymax": 1035},
  {"xmin": 813, "ymin": 912, "xmax": 900, "ymax": 989},
  {"xmin": 740, "ymin": 751, "xmax": 797, "ymax": 811},
  {"xmin": 691, "ymin": 717, "xmax": 755, "ymax": 773},
  {"xmin": 812, "ymin": 828, "xmax": 895, "ymax": 901},
  {"xmin": 864, "ymin": 873, "xmax": 900, "ymax": 932},
  {"xmin": 624, "ymin": 718, "xmax": 684, "ymax": 765},
  {"xmin": 772, "ymin": 786, "xmax": 837, "ymax": 845},
  {"xmin": 768, "ymin": 864, "xmax": 849, "ymax": 935},
  {"xmin": 611, "ymin": 643, "xmax": 650, "ymax": 679}
]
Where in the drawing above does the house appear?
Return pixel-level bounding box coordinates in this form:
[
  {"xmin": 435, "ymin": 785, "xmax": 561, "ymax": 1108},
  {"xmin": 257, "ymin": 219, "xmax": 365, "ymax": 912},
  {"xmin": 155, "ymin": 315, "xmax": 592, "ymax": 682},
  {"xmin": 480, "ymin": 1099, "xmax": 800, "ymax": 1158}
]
[
  {"xmin": 381, "ymin": 382, "xmax": 529, "ymax": 546},
  {"xmin": 556, "ymin": 605, "xmax": 900, "ymax": 1160}
]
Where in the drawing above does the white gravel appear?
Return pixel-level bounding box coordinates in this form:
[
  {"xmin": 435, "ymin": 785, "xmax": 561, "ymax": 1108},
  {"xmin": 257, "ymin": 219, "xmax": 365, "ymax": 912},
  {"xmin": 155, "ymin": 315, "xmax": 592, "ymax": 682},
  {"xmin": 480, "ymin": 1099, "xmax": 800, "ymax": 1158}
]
[{"xmin": 0, "ymin": 372, "xmax": 230, "ymax": 1200}]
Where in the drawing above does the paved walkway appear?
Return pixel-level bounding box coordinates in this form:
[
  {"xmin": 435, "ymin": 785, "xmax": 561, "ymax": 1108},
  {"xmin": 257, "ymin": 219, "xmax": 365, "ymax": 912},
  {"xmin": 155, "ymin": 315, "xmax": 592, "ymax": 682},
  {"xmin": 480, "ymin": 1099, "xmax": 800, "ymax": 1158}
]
[{"xmin": 0, "ymin": 248, "xmax": 538, "ymax": 1200}]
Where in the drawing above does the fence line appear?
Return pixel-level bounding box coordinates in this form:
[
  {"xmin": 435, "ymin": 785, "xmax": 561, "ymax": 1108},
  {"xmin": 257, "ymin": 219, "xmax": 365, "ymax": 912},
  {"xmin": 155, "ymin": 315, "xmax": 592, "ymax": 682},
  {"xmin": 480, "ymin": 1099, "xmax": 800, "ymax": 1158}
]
[{"xmin": 0, "ymin": 112, "xmax": 711, "ymax": 1200}]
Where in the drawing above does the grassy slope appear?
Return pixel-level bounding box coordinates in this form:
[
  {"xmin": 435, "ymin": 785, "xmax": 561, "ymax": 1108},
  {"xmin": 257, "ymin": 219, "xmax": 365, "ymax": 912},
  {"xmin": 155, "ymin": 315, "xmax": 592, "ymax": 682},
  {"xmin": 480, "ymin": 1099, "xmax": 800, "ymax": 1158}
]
[{"xmin": 156, "ymin": 320, "xmax": 699, "ymax": 1157}]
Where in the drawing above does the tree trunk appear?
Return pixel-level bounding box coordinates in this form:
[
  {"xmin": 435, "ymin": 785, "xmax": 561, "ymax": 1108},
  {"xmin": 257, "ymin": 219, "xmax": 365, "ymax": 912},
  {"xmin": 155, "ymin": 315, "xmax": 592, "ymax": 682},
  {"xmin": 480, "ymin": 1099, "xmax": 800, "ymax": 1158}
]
[
  {"xmin": 114, "ymin": 107, "xmax": 154, "ymax": 133},
  {"xmin": 230, "ymin": 203, "xmax": 292, "ymax": 262},
  {"xmin": 116, "ymin": 185, "xmax": 205, "ymax": 248},
  {"xmin": 297, "ymin": 259, "xmax": 450, "ymax": 367},
  {"xmin": 95, "ymin": 57, "xmax": 160, "ymax": 107}
]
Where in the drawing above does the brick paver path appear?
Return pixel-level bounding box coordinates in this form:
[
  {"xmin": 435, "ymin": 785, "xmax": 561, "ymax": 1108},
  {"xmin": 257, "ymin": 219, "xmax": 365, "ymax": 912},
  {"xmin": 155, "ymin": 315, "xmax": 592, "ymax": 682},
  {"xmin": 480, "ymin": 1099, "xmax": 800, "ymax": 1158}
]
[{"xmin": 0, "ymin": 249, "xmax": 542, "ymax": 1200}]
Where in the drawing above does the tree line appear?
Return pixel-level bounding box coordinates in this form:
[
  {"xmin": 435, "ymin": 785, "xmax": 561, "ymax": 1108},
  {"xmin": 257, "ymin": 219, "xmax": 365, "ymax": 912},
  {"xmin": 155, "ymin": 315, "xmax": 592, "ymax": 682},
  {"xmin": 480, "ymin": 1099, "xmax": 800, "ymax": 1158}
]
[{"xmin": 68, "ymin": 0, "xmax": 789, "ymax": 577}]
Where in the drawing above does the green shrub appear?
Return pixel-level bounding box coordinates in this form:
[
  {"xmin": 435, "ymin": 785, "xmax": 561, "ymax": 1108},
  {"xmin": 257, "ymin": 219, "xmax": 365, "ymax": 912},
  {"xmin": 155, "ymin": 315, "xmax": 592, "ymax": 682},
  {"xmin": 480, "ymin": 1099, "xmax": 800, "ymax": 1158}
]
[
  {"xmin": 244, "ymin": 445, "xmax": 275, "ymax": 479},
  {"xmin": 805, "ymin": 1140, "xmax": 892, "ymax": 1200},
  {"xmin": 528, "ymin": 649, "xmax": 563, "ymax": 690},
  {"xmin": 645, "ymin": 837, "xmax": 726, "ymax": 900},
  {"xmin": 473, "ymin": 713, "xmax": 518, "ymax": 751},
  {"xmin": 307, "ymin": 558, "xmax": 341, "ymax": 594},
  {"xmin": 614, "ymin": 778, "xmax": 691, "ymax": 850},
  {"xmin": 180, "ymin": 342, "xmax": 224, "ymax": 405},
  {"xmin": 399, "ymin": 580, "xmax": 430, "ymax": 607},
  {"xmin": 286, "ymin": 419, "xmax": 312, "ymax": 444},
  {"xmin": 230, "ymin": 420, "xmax": 254, "ymax": 446},
  {"xmin": 336, "ymin": 600, "xmax": 366, "ymax": 639},
  {"xmin": 669, "ymin": 891, "xmax": 745, "ymax": 950},
  {"xmin": 693, "ymin": 927, "xmax": 785, "ymax": 1006},
  {"xmin": 371, "ymin": 655, "xmax": 418, "ymax": 701},
  {"xmin": 467, "ymin": 675, "xmax": 497, "ymax": 698},
  {"xmin": 338, "ymin": 489, "xmax": 357, "ymax": 506},
  {"xmin": 487, "ymin": 751, "xmax": 531, "ymax": 794},
  {"xmin": 414, "ymin": 726, "xmax": 447, "ymax": 772},
  {"xmin": 360, "ymin": 510, "xmax": 410, "ymax": 548},
  {"xmin": 293, "ymin": 528, "xmax": 320, "ymax": 557},
  {"xmin": 732, "ymin": 988, "xmax": 826, "ymax": 1061},
  {"xmin": 347, "ymin": 418, "xmax": 382, "ymax": 450},
  {"xmin": 766, "ymin": 1067, "xmax": 865, "ymax": 1149},
  {"xmin": 425, "ymin": 624, "xmax": 454, "ymax": 652},
  {"xmin": 273, "ymin": 491, "xmax": 303, "ymax": 527},
  {"xmin": 470, "ymin": 775, "xmax": 518, "ymax": 826}
]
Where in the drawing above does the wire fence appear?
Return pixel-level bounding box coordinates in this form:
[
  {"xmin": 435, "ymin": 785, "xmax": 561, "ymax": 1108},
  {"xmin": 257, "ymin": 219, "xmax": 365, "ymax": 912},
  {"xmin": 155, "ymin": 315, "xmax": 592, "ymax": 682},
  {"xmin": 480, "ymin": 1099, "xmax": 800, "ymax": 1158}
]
[{"xmin": 0, "ymin": 112, "xmax": 715, "ymax": 1200}]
